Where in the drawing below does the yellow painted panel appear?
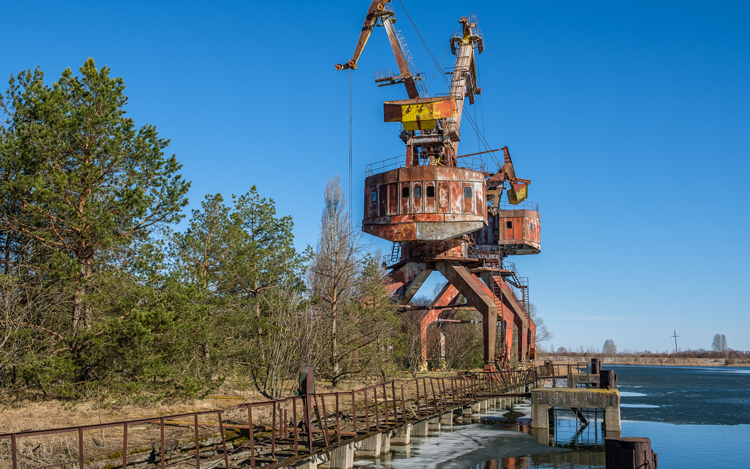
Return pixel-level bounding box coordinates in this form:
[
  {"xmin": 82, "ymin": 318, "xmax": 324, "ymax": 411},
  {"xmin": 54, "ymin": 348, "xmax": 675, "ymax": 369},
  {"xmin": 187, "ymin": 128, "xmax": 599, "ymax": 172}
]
[
  {"xmin": 403, "ymin": 119, "xmax": 437, "ymax": 131},
  {"xmin": 507, "ymin": 185, "xmax": 528, "ymax": 204}
]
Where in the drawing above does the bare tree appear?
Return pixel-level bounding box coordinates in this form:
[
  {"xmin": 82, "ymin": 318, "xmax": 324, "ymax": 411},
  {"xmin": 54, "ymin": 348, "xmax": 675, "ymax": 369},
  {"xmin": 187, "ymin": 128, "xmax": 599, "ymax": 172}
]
[
  {"xmin": 246, "ymin": 282, "xmax": 321, "ymax": 400},
  {"xmin": 602, "ymin": 339, "xmax": 617, "ymax": 356},
  {"xmin": 712, "ymin": 333, "xmax": 728, "ymax": 354},
  {"xmin": 308, "ymin": 176, "xmax": 397, "ymax": 387}
]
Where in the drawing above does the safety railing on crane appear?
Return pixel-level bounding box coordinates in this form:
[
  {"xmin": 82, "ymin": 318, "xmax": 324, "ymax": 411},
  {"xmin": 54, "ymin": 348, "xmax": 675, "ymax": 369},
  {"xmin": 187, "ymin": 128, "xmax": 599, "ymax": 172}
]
[
  {"xmin": 365, "ymin": 155, "xmax": 487, "ymax": 176},
  {"xmin": 497, "ymin": 201, "xmax": 539, "ymax": 212}
]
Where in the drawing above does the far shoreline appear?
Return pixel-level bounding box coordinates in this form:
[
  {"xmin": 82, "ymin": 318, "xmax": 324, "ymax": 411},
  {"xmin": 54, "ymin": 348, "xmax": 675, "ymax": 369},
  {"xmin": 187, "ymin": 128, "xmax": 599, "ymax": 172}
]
[{"xmin": 542, "ymin": 355, "xmax": 749, "ymax": 368}]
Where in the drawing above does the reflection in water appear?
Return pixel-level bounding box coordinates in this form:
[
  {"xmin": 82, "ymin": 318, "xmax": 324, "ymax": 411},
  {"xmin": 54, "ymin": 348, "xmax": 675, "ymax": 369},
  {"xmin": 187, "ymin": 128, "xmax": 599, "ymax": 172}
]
[{"xmin": 477, "ymin": 410, "xmax": 610, "ymax": 469}]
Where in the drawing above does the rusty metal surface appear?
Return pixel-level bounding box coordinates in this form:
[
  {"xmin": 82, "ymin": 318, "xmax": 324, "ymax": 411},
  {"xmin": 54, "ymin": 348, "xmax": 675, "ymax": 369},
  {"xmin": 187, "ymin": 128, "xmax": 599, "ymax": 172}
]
[
  {"xmin": 435, "ymin": 261, "xmax": 498, "ymax": 365},
  {"xmin": 419, "ymin": 283, "xmax": 461, "ymax": 361},
  {"xmin": 363, "ymin": 166, "xmax": 486, "ymax": 243}
]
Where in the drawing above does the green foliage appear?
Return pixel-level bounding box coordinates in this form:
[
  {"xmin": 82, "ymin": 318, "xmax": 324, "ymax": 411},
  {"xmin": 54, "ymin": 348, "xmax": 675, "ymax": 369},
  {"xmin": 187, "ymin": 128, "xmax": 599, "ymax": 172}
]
[
  {"xmin": 0, "ymin": 60, "xmax": 193, "ymax": 399},
  {"xmin": 0, "ymin": 58, "xmax": 190, "ymax": 336},
  {"xmin": 0, "ymin": 62, "xmax": 405, "ymax": 403}
]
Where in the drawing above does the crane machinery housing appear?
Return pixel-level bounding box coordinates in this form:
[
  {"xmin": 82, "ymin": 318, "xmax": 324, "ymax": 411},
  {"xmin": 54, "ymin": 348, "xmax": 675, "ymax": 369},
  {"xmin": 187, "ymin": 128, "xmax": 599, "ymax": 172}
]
[{"xmin": 337, "ymin": 0, "xmax": 541, "ymax": 372}]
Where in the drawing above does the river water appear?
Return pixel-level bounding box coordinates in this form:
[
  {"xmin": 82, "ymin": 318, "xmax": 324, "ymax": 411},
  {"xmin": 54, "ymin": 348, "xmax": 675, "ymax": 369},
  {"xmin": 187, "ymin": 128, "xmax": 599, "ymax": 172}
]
[{"xmin": 354, "ymin": 366, "xmax": 750, "ymax": 468}]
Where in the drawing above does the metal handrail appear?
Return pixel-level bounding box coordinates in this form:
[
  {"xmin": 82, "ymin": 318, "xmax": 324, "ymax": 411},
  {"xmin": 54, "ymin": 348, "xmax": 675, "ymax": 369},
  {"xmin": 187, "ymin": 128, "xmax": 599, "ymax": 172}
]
[
  {"xmin": 365, "ymin": 155, "xmax": 486, "ymax": 176},
  {"xmin": 498, "ymin": 201, "xmax": 539, "ymax": 212},
  {"xmin": 0, "ymin": 370, "xmax": 543, "ymax": 469}
]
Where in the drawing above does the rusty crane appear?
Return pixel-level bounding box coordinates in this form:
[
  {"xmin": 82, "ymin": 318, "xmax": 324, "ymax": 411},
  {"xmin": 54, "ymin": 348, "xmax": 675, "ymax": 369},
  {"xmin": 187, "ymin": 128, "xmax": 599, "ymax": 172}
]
[{"xmin": 337, "ymin": 0, "xmax": 541, "ymax": 372}]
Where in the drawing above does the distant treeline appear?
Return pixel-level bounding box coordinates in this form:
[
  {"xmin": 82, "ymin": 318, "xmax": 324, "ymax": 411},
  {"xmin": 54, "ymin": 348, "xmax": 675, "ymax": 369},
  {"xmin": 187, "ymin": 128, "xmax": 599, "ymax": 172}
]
[
  {"xmin": 540, "ymin": 349, "xmax": 750, "ymax": 364},
  {"xmin": 0, "ymin": 60, "xmax": 489, "ymax": 402}
]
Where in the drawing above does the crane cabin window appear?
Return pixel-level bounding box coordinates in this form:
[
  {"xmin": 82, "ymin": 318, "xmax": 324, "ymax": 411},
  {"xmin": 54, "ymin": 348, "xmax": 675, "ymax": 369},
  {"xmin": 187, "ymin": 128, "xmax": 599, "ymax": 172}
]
[
  {"xmin": 402, "ymin": 187, "xmax": 410, "ymax": 198},
  {"xmin": 506, "ymin": 221, "xmax": 513, "ymax": 229},
  {"xmin": 371, "ymin": 191, "xmax": 377, "ymax": 203},
  {"xmin": 464, "ymin": 187, "xmax": 472, "ymax": 198},
  {"xmin": 426, "ymin": 185, "xmax": 435, "ymax": 197},
  {"xmin": 414, "ymin": 186, "xmax": 422, "ymax": 198}
]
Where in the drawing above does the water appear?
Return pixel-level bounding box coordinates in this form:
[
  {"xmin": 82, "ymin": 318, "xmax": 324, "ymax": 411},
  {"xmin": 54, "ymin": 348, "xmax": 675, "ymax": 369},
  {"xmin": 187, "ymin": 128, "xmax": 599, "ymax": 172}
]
[{"xmin": 354, "ymin": 366, "xmax": 750, "ymax": 468}]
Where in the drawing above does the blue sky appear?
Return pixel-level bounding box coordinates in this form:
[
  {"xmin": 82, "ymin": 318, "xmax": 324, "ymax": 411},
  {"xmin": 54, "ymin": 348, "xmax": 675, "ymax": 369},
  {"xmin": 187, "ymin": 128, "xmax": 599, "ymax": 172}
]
[{"xmin": 3, "ymin": 1, "xmax": 749, "ymax": 352}]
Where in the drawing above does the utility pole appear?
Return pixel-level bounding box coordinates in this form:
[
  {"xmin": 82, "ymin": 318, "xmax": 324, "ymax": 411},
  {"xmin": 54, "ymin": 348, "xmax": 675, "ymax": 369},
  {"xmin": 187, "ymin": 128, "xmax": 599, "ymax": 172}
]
[{"xmin": 671, "ymin": 329, "xmax": 679, "ymax": 354}]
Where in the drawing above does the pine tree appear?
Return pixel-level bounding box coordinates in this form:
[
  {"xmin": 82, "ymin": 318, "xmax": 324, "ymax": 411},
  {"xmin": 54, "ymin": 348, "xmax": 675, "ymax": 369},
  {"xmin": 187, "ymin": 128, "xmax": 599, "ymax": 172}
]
[{"xmin": 0, "ymin": 59, "xmax": 190, "ymax": 337}]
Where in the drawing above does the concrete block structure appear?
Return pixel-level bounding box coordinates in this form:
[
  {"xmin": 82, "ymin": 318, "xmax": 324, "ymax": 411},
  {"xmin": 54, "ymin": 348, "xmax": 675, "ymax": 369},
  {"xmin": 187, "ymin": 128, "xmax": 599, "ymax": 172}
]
[
  {"xmin": 391, "ymin": 423, "xmax": 412, "ymax": 445},
  {"xmin": 354, "ymin": 434, "xmax": 382, "ymax": 458},
  {"xmin": 531, "ymin": 388, "xmax": 621, "ymax": 432}
]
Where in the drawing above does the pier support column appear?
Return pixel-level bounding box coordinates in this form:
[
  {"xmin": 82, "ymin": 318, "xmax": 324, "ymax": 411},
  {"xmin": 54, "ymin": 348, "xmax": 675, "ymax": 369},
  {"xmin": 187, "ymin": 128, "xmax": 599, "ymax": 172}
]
[
  {"xmin": 532, "ymin": 403, "xmax": 551, "ymax": 429},
  {"xmin": 322, "ymin": 441, "xmax": 357, "ymax": 469},
  {"xmin": 428, "ymin": 415, "xmax": 441, "ymax": 430},
  {"xmin": 440, "ymin": 411, "xmax": 453, "ymax": 425},
  {"xmin": 391, "ymin": 423, "xmax": 412, "ymax": 445},
  {"xmin": 412, "ymin": 419, "xmax": 429, "ymax": 437},
  {"xmin": 380, "ymin": 429, "xmax": 393, "ymax": 455},
  {"xmin": 355, "ymin": 434, "xmax": 381, "ymax": 458},
  {"xmin": 604, "ymin": 405, "xmax": 621, "ymax": 432}
]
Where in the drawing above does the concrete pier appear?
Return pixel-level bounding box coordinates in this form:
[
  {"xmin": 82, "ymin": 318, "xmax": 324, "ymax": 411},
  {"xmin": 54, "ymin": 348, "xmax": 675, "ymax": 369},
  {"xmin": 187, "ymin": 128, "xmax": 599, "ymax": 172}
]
[
  {"xmin": 354, "ymin": 434, "xmax": 381, "ymax": 457},
  {"xmin": 412, "ymin": 418, "xmax": 429, "ymax": 437},
  {"xmin": 531, "ymin": 388, "xmax": 621, "ymax": 432},
  {"xmin": 391, "ymin": 423, "xmax": 412, "ymax": 445},
  {"xmin": 380, "ymin": 429, "xmax": 393, "ymax": 454},
  {"xmin": 428, "ymin": 415, "xmax": 441, "ymax": 430},
  {"xmin": 320, "ymin": 441, "xmax": 358, "ymax": 469}
]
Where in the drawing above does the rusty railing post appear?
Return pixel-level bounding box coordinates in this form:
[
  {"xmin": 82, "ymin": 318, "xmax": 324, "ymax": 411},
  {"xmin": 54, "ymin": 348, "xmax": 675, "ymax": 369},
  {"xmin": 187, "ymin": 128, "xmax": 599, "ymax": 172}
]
[
  {"xmin": 374, "ymin": 387, "xmax": 380, "ymax": 429},
  {"xmin": 416, "ymin": 379, "xmax": 421, "ymax": 417},
  {"xmin": 400, "ymin": 384, "xmax": 406, "ymax": 421},
  {"xmin": 391, "ymin": 380, "xmax": 398, "ymax": 424},
  {"xmin": 218, "ymin": 411, "xmax": 230, "ymax": 469},
  {"xmin": 451, "ymin": 378, "xmax": 456, "ymax": 407},
  {"xmin": 430, "ymin": 379, "xmax": 437, "ymax": 414},
  {"xmin": 122, "ymin": 423, "xmax": 128, "ymax": 469},
  {"xmin": 320, "ymin": 395, "xmax": 329, "ymax": 441},
  {"xmin": 315, "ymin": 395, "xmax": 330, "ymax": 447},
  {"xmin": 272, "ymin": 401, "xmax": 277, "ymax": 456},
  {"xmin": 364, "ymin": 389, "xmax": 371, "ymax": 430},
  {"xmin": 194, "ymin": 415, "xmax": 200, "ymax": 469},
  {"xmin": 293, "ymin": 398, "xmax": 299, "ymax": 455},
  {"xmin": 442, "ymin": 379, "xmax": 447, "ymax": 410},
  {"xmin": 78, "ymin": 427, "xmax": 85, "ymax": 469},
  {"xmin": 382, "ymin": 383, "xmax": 389, "ymax": 426},
  {"xmin": 335, "ymin": 394, "xmax": 341, "ymax": 443},
  {"xmin": 11, "ymin": 434, "xmax": 17, "ymax": 469},
  {"xmin": 248, "ymin": 406, "xmax": 256, "ymax": 466},
  {"xmin": 351, "ymin": 391, "xmax": 357, "ymax": 435},
  {"xmin": 306, "ymin": 399, "xmax": 314, "ymax": 455},
  {"xmin": 159, "ymin": 418, "xmax": 165, "ymax": 469}
]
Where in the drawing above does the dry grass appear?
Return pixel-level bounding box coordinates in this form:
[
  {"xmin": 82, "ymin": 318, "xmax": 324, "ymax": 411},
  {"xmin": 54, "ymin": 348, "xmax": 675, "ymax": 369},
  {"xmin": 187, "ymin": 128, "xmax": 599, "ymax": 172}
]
[
  {"xmin": 0, "ymin": 370, "xmax": 468, "ymax": 468},
  {"xmin": 0, "ymin": 371, "xmax": 460, "ymax": 434}
]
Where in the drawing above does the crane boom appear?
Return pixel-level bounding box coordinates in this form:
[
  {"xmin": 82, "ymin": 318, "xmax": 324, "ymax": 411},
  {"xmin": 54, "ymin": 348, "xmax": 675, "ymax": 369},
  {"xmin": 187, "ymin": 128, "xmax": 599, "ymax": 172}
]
[
  {"xmin": 335, "ymin": 0, "xmax": 420, "ymax": 99},
  {"xmin": 337, "ymin": 5, "xmax": 528, "ymax": 204}
]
